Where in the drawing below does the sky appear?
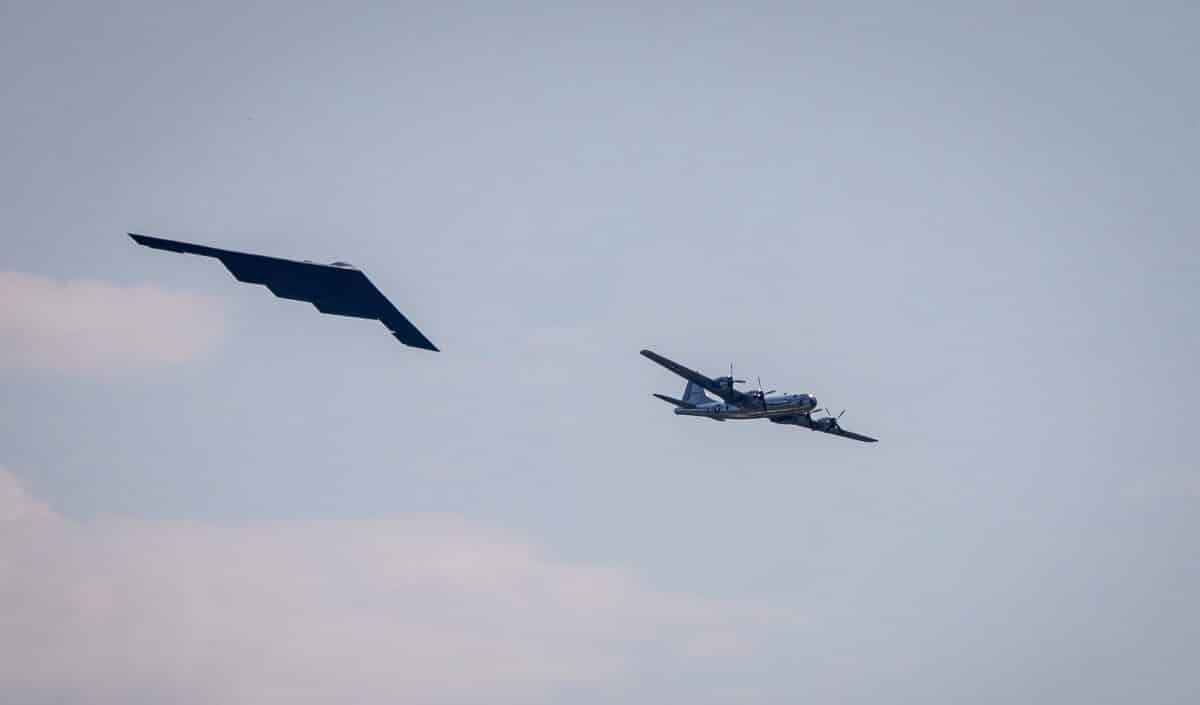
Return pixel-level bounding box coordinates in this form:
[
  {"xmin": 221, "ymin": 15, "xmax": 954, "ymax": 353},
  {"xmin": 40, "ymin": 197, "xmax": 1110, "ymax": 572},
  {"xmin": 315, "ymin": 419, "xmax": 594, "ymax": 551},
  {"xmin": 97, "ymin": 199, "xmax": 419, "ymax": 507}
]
[{"xmin": 1, "ymin": 1, "xmax": 1198, "ymax": 703}]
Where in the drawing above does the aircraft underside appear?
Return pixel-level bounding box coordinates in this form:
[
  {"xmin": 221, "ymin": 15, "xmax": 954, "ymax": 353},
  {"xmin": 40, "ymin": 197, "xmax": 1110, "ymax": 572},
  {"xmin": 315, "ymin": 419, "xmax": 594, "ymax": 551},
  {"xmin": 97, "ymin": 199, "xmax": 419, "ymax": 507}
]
[{"xmin": 675, "ymin": 404, "xmax": 811, "ymax": 420}]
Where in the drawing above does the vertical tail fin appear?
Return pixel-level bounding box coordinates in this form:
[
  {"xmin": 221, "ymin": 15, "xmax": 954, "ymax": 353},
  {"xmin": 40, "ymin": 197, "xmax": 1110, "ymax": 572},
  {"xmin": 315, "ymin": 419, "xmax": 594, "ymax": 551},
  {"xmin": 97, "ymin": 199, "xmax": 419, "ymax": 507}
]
[{"xmin": 682, "ymin": 381, "xmax": 712, "ymax": 405}]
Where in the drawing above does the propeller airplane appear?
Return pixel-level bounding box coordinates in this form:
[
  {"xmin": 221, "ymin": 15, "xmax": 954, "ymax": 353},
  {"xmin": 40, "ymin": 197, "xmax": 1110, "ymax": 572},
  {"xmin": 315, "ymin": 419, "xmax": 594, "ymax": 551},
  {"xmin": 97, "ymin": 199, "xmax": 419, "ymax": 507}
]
[{"xmin": 641, "ymin": 349, "xmax": 878, "ymax": 443}]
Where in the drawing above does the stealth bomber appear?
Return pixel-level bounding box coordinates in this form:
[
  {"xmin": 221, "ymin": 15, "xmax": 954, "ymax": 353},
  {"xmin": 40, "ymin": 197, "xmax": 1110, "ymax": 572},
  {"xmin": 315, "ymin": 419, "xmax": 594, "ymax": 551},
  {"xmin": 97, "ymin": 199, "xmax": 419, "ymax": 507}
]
[{"xmin": 130, "ymin": 233, "xmax": 438, "ymax": 351}]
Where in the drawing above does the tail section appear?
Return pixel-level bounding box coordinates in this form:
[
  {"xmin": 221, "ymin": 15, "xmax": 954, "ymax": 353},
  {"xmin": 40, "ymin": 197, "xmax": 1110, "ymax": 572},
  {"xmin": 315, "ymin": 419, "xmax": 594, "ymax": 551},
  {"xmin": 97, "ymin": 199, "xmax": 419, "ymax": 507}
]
[
  {"xmin": 653, "ymin": 393, "xmax": 694, "ymax": 408},
  {"xmin": 651, "ymin": 382, "xmax": 714, "ymax": 410},
  {"xmin": 682, "ymin": 381, "xmax": 712, "ymax": 406}
]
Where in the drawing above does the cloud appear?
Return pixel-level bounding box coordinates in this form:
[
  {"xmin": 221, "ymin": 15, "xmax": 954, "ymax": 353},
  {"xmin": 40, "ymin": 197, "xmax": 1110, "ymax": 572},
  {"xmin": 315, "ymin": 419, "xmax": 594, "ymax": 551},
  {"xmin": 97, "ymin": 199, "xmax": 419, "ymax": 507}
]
[
  {"xmin": 0, "ymin": 271, "xmax": 223, "ymax": 372},
  {"xmin": 0, "ymin": 470, "xmax": 53, "ymax": 521},
  {"xmin": 0, "ymin": 468, "xmax": 794, "ymax": 704}
]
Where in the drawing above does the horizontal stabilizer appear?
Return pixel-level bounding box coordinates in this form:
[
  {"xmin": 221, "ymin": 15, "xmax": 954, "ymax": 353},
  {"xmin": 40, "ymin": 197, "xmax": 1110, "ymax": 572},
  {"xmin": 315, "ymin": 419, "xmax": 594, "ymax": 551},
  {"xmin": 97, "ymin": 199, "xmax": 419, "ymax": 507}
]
[{"xmin": 652, "ymin": 393, "xmax": 695, "ymax": 409}]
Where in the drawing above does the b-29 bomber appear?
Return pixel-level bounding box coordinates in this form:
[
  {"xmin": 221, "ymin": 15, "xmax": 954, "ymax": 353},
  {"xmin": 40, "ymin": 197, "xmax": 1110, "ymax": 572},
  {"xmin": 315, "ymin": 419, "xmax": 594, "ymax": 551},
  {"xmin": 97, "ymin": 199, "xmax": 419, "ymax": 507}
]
[{"xmin": 641, "ymin": 349, "xmax": 877, "ymax": 443}]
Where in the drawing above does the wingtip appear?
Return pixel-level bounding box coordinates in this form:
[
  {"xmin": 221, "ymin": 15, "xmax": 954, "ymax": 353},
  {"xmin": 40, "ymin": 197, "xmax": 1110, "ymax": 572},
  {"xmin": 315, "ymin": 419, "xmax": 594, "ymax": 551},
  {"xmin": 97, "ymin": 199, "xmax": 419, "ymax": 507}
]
[
  {"xmin": 393, "ymin": 332, "xmax": 440, "ymax": 352},
  {"xmin": 128, "ymin": 232, "xmax": 172, "ymax": 249}
]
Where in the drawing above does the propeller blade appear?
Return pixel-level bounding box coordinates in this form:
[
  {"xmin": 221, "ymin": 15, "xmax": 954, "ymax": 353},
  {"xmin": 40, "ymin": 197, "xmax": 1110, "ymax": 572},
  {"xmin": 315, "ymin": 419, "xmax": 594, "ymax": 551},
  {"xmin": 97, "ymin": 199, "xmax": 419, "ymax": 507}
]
[{"xmin": 837, "ymin": 409, "xmax": 845, "ymax": 419}]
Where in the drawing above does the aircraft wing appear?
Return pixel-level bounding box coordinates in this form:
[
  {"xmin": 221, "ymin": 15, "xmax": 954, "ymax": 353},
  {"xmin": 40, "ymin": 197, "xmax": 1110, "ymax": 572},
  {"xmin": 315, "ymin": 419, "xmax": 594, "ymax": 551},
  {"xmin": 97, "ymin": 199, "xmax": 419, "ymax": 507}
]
[
  {"xmin": 640, "ymin": 349, "xmax": 746, "ymax": 403},
  {"xmin": 769, "ymin": 415, "xmax": 878, "ymax": 442},
  {"xmin": 129, "ymin": 233, "xmax": 438, "ymax": 351},
  {"xmin": 823, "ymin": 427, "xmax": 878, "ymax": 443},
  {"xmin": 652, "ymin": 393, "xmax": 696, "ymax": 409},
  {"xmin": 769, "ymin": 415, "xmax": 813, "ymax": 428}
]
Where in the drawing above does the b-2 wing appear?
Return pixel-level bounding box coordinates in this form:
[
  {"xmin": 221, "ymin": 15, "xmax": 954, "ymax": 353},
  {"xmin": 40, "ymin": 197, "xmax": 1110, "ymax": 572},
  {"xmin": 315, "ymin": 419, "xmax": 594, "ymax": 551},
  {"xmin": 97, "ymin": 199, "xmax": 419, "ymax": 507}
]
[{"xmin": 130, "ymin": 233, "xmax": 438, "ymax": 351}]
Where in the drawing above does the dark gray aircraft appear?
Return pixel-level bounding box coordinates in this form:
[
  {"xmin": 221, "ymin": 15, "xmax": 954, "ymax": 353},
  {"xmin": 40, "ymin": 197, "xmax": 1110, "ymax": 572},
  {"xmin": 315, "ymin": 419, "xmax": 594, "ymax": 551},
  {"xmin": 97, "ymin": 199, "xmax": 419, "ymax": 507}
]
[
  {"xmin": 130, "ymin": 233, "xmax": 438, "ymax": 351},
  {"xmin": 641, "ymin": 349, "xmax": 877, "ymax": 442}
]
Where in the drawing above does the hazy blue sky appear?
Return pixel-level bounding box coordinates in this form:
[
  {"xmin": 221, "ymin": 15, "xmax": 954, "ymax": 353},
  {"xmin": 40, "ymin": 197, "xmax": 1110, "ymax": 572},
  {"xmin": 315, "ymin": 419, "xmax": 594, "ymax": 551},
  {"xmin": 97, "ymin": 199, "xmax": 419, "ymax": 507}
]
[{"xmin": 2, "ymin": 2, "xmax": 1197, "ymax": 703}]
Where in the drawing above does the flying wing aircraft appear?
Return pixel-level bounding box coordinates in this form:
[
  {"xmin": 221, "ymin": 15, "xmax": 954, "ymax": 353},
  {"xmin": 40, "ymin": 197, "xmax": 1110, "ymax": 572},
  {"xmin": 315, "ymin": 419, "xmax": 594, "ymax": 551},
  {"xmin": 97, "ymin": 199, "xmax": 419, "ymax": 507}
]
[
  {"xmin": 641, "ymin": 349, "xmax": 877, "ymax": 442},
  {"xmin": 129, "ymin": 233, "xmax": 438, "ymax": 351}
]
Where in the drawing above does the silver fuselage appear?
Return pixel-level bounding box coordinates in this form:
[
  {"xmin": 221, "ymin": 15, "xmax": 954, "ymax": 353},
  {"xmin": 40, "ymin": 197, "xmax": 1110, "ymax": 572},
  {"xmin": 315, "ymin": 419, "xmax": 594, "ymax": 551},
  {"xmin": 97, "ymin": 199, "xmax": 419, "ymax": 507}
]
[{"xmin": 676, "ymin": 393, "xmax": 818, "ymax": 420}]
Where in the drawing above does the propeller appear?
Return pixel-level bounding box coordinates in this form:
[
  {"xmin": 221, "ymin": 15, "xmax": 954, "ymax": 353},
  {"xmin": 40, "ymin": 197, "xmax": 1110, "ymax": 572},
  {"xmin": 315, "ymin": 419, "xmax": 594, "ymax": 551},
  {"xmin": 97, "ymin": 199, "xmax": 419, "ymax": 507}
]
[
  {"xmin": 811, "ymin": 408, "xmax": 847, "ymax": 431},
  {"xmin": 752, "ymin": 377, "xmax": 776, "ymax": 395},
  {"xmin": 751, "ymin": 376, "xmax": 778, "ymax": 410},
  {"xmin": 717, "ymin": 363, "xmax": 746, "ymax": 395}
]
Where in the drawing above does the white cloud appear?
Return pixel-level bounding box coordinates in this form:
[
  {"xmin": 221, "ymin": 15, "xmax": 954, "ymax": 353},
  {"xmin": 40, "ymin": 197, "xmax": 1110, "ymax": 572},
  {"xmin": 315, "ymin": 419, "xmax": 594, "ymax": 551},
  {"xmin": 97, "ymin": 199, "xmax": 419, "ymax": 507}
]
[
  {"xmin": 0, "ymin": 271, "xmax": 223, "ymax": 372},
  {"xmin": 0, "ymin": 468, "xmax": 795, "ymax": 704},
  {"xmin": 0, "ymin": 470, "xmax": 53, "ymax": 522}
]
